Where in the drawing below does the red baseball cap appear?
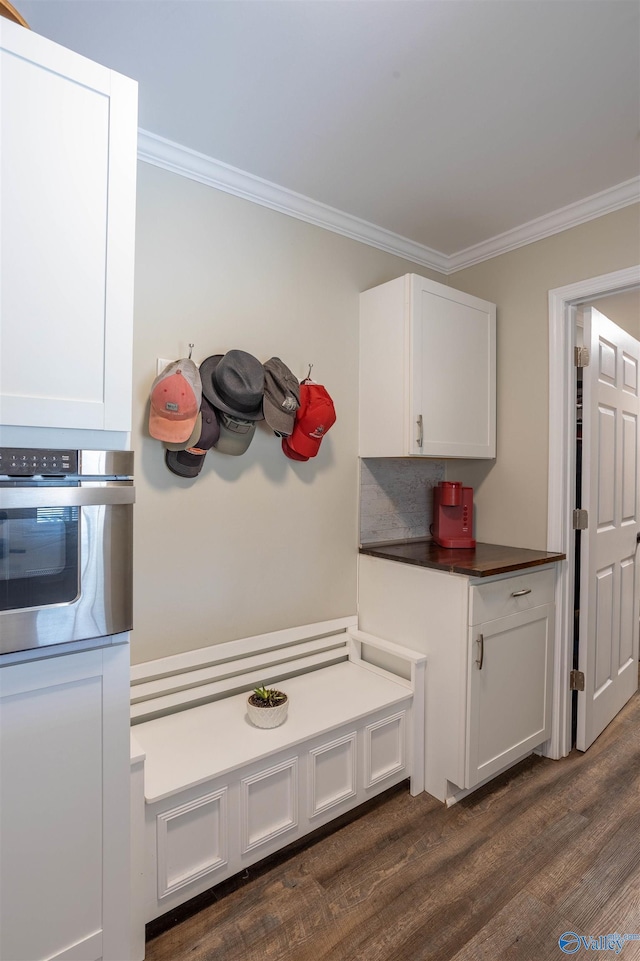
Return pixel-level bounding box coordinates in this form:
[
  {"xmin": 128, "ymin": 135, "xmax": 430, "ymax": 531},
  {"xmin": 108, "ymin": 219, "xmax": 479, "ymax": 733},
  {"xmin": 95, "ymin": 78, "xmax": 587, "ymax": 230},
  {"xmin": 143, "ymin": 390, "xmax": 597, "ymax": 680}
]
[
  {"xmin": 282, "ymin": 383, "xmax": 336, "ymax": 460},
  {"xmin": 281, "ymin": 436, "xmax": 309, "ymax": 461}
]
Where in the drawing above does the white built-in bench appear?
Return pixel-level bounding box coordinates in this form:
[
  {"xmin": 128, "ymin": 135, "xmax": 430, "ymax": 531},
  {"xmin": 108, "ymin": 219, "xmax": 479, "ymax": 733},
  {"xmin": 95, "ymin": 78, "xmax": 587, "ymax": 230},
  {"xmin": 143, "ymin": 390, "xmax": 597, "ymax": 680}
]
[{"xmin": 129, "ymin": 616, "xmax": 426, "ymax": 947}]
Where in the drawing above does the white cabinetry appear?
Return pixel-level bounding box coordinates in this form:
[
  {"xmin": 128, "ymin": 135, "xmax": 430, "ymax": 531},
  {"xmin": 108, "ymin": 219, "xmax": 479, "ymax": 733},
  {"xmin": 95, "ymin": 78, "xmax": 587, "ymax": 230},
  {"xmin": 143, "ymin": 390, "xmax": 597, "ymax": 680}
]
[
  {"xmin": 0, "ymin": 642, "xmax": 131, "ymax": 961},
  {"xmin": 466, "ymin": 576, "xmax": 554, "ymax": 789},
  {"xmin": 0, "ymin": 20, "xmax": 137, "ymax": 435},
  {"xmin": 359, "ymin": 274, "xmax": 496, "ymax": 458},
  {"xmin": 358, "ymin": 556, "xmax": 554, "ymax": 802}
]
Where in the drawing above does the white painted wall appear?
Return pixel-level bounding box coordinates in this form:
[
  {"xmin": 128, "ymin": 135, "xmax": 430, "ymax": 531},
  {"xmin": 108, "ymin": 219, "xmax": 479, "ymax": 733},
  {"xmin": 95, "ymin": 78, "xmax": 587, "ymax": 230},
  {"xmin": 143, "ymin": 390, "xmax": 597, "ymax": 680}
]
[
  {"xmin": 446, "ymin": 204, "xmax": 640, "ymax": 550},
  {"xmin": 130, "ymin": 165, "xmax": 638, "ymax": 663},
  {"xmin": 131, "ymin": 163, "xmax": 442, "ymax": 663}
]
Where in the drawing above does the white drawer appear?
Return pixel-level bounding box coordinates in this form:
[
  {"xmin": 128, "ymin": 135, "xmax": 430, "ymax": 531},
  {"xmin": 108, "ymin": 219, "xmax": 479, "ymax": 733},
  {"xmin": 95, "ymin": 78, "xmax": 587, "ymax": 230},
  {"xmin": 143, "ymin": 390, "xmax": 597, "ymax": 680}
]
[{"xmin": 469, "ymin": 567, "xmax": 555, "ymax": 625}]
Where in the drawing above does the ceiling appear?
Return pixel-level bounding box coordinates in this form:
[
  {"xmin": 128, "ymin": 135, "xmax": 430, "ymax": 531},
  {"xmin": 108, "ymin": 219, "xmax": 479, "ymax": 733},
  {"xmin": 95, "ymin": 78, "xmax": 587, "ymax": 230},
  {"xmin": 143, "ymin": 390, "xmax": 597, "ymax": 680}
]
[{"xmin": 14, "ymin": 0, "xmax": 640, "ymax": 267}]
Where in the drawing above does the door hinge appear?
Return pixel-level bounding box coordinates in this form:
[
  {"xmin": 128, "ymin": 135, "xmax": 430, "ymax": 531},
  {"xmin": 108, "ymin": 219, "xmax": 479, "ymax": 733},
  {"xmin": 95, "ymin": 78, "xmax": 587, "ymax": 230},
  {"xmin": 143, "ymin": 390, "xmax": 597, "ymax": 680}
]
[
  {"xmin": 573, "ymin": 508, "xmax": 588, "ymax": 530},
  {"xmin": 570, "ymin": 669, "xmax": 585, "ymax": 692},
  {"xmin": 575, "ymin": 346, "xmax": 591, "ymax": 368}
]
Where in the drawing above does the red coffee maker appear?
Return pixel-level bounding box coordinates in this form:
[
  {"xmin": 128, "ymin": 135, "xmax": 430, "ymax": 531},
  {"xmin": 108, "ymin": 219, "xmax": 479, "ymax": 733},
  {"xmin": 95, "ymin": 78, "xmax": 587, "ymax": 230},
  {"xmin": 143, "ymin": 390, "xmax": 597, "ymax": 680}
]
[{"xmin": 431, "ymin": 481, "xmax": 476, "ymax": 549}]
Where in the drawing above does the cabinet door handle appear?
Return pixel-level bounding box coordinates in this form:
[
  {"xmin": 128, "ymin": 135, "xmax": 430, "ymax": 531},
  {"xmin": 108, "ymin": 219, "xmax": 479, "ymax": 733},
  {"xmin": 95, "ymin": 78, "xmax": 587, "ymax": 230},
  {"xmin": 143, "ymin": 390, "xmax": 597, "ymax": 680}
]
[
  {"xmin": 416, "ymin": 414, "xmax": 423, "ymax": 448},
  {"xmin": 511, "ymin": 588, "xmax": 532, "ymax": 597},
  {"xmin": 475, "ymin": 634, "xmax": 484, "ymax": 670}
]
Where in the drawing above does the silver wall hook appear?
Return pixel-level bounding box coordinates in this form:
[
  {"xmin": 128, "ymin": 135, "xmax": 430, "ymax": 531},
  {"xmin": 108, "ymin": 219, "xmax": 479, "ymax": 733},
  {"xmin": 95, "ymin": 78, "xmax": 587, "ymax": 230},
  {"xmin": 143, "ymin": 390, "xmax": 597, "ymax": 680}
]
[{"xmin": 188, "ymin": 343, "xmax": 194, "ymax": 360}]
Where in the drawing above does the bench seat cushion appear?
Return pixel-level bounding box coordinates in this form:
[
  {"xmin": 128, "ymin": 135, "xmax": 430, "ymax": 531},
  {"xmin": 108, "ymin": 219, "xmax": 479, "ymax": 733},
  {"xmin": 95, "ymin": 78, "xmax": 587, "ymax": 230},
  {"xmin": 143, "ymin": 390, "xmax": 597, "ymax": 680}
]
[{"xmin": 133, "ymin": 660, "xmax": 411, "ymax": 803}]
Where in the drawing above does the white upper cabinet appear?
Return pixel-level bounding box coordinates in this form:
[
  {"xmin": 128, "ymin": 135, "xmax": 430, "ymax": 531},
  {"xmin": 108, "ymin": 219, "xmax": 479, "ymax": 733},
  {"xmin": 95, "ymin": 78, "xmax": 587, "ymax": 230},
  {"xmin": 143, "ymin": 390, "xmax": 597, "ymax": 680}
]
[
  {"xmin": 0, "ymin": 20, "xmax": 137, "ymax": 433},
  {"xmin": 359, "ymin": 274, "xmax": 496, "ymax": 458}
]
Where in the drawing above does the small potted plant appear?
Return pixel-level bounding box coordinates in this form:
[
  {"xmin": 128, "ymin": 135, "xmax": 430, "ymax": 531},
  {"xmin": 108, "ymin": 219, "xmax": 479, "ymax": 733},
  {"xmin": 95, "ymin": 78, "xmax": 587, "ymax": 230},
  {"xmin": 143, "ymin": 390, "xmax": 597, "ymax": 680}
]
[{"xmin": 247, "ymin": 685, "xmax": 289, "ymax": 728}]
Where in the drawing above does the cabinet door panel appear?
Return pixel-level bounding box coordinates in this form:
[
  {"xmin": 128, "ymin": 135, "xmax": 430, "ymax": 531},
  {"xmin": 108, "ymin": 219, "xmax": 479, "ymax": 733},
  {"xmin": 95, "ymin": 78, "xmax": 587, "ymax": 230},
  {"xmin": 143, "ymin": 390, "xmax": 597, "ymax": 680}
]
[
  {"xmin": 1, "ymin": 44, "xmax": 109, "ymax": 428},
  {"xmin": 466, "ymin": 604, "xmax": 553, "ymax": 788},
  {"xmin": 411, "ymin": 278, "xmax": 496, "ymax": 458},
  {"xmin": 0, "ymin": 21, "xmax": 136, "ymax": 433},
  {"xmin": 0, "ymin": 644, "xmax": 130, "ymax": 961},
  {"xmin": 0, "ymin": 652, "xmax": 104, "ymax": 961},
  {"xmin": 359, "ymin": 274, "xmax": 495, "ymax": 459}
]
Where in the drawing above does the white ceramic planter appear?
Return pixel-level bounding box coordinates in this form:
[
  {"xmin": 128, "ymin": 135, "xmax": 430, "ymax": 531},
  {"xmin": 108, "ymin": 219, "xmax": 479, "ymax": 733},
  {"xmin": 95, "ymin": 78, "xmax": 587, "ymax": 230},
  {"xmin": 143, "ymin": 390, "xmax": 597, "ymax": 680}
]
[{"xmin": 246, "ymin": 695, "xmax": 289, "ymax": 729}]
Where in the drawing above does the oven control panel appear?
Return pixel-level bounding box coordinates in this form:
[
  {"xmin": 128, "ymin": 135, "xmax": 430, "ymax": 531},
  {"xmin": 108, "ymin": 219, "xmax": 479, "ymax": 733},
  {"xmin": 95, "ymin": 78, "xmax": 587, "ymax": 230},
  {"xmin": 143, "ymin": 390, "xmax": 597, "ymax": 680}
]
[{"xmin": 0, "ymin": 448, "xmax": 78, "ymax": 477}]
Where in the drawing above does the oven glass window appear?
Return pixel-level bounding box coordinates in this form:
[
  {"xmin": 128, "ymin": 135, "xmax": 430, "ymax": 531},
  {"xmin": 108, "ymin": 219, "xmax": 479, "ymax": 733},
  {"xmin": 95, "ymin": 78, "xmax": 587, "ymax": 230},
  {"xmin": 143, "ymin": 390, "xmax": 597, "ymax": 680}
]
[{"xmin": 0, "ymin": 507, "xmax": 79, "ymax": 612}]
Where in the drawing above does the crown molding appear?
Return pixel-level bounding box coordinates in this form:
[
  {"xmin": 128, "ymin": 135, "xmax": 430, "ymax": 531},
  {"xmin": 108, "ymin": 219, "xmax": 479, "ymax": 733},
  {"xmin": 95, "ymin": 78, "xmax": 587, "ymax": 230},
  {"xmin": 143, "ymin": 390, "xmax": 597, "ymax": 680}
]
[
  {"xmin": 137, "ymin": 129, "xmax": 450, "ymax": 274},
  {"xmin": 138, "ymin": 130, "xmax": 639, "ymax": 276},
  {"xmin": 447, "ymin": 177, "xmax": 640, "ymax": 273}
]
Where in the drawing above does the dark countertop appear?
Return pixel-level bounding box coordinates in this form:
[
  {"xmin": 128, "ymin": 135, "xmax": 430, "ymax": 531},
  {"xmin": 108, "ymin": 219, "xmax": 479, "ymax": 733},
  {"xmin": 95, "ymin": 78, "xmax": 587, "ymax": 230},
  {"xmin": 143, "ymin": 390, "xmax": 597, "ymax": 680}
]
[{"xmin": 359, "ymin": 538, "xmax": 566, "ymax": 577}]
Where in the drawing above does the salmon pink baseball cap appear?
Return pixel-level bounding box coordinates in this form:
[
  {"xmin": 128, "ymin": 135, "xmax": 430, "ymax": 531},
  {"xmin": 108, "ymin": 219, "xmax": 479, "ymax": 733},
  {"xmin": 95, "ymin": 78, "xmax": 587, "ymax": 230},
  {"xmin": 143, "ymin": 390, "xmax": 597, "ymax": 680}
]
[
  {"xmin": 282, "ymin": 383, "xmax": 336, "ymax": 460},
  {"xmin": 149, "ymin": 359, "xmax": 201, "ymax": 444}
]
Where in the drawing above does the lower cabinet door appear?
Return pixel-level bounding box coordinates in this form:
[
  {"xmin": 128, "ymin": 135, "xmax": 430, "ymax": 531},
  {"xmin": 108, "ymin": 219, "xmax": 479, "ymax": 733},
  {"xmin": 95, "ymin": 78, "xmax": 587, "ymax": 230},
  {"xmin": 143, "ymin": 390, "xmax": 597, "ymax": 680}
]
[
  {"xmin": 465, "ymin": 603, "xmax": 554, "ymax": 789},
  {"xmin": 0, "ymin": 652, "xmax": 104, "ymax": 961},
  {"xmin": 0, "ymin": 645, "xmax": 130, "ymax": 961}
]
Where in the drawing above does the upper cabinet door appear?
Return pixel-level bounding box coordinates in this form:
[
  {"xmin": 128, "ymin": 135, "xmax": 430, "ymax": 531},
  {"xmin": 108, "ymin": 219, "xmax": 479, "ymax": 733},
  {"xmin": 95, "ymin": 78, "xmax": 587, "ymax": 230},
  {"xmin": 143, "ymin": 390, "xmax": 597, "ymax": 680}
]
[
  {"xmin": 410, "ymin": 276, "xmax": 496, "ymax": 458},
  {"xmin": 359, "ymin": 274, "xmax": 496, "ymax": 458},
  {"xmin": 0, "ymin": 21, "xmax": 137, "ymax": 432}
]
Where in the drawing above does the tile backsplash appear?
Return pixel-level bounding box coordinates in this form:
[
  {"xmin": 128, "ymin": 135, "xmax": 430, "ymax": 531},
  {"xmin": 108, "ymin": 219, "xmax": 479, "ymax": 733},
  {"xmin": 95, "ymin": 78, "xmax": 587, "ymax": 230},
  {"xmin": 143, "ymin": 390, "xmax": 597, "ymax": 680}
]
[{"xmin": 360, "ymin": 458, "xmax": 445, "ymax": 544}]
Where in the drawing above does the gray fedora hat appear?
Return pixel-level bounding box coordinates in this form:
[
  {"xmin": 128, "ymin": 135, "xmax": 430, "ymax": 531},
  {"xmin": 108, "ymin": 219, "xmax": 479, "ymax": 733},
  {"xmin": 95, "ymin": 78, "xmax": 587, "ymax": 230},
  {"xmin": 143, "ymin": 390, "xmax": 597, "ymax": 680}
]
[{"xmin": 199, "ymin": 350, "xmax": 265, "ymax": 421}]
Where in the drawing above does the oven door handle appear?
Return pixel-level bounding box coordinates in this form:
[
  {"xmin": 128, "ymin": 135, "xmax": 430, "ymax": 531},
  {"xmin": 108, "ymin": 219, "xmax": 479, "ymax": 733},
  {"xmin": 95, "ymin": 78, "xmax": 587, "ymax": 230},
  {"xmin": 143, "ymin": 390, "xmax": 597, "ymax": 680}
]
[{"xmin": 0, "ymin": 485, "xmax": 135, "ymax": 509}]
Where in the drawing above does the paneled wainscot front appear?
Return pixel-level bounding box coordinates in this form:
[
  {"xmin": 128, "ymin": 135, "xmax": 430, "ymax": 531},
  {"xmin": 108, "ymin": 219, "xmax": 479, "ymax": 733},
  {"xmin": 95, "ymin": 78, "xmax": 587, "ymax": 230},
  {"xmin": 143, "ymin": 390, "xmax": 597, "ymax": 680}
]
[
  {"xmin": 138, "ymin": 697, "xmax": 408, "ymax": 919},
  {"xmin": 130, "ymin": 620, "xmax": 426, "ymax": 944}
]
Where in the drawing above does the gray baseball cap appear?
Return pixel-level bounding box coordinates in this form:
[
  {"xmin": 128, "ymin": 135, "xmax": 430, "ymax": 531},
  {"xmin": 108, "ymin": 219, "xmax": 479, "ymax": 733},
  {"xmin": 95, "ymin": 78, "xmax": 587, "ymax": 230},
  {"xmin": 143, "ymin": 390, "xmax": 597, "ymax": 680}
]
[
  {"xmin": 214, "ymin": 411, "xmax": 256, "ymax": 456},
  {"xmin": 163, "ymin": 413, "xmax": 202, "ymax": 451},
  {"xmin": 262, "ymin": 357, "xmax": 300, "ymax": 437},
  {"xmin": 165, "ymin": 397, "xmax": 220, "ymax": 477}
]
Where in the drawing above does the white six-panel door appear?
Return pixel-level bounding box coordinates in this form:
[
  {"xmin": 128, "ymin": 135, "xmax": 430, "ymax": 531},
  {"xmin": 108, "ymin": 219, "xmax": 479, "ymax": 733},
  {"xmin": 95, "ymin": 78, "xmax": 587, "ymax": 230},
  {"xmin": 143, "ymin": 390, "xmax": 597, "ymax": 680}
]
[{"xmin": 577, "ymin": 307, "xmax": 640, "ymax": 751}]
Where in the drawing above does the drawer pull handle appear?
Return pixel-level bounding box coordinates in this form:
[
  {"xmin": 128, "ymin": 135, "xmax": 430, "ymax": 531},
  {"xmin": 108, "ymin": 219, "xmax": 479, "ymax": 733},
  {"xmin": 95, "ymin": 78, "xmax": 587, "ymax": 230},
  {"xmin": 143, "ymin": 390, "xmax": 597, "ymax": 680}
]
[
  {"xmin": 416, "ymin": 414, "xmax": 423, "ymax": 448},
  {"xmin": 475, "ymin": 634, "xmax": 484, "ymax": 670},
  {"xmin": 511, "ymin": 588, "xmax": 532, "ymax": 597}
]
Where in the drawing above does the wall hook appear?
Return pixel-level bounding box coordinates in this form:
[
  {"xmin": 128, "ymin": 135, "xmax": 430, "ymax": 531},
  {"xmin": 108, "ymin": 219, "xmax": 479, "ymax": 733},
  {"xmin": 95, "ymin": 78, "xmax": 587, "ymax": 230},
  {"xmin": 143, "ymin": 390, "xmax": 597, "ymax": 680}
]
[
  {"xmin": 188, "ymin": 343, "xmax": 194, "ymax": 360},
  {"xmin": 306, "ymin": 363, "xmax": 313, "ymax": 381}
]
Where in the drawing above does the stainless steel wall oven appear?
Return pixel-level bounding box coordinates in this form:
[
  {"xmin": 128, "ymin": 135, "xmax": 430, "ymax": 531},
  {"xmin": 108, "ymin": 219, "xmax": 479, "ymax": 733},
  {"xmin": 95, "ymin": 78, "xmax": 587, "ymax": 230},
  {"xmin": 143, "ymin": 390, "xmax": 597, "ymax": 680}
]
[{"xmin": 0, "ymin": 449, "xmax": 134, "ymax": 655}]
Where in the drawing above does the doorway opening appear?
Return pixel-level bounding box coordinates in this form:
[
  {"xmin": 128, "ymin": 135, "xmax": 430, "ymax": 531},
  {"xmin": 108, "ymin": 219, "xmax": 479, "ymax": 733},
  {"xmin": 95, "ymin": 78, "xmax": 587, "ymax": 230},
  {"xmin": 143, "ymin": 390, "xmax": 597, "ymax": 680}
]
[
  {"xmin": 547, "ymin": 267, "xmax": 640, "ymax": 760},
  {"xmin": 572, "ymin": 353, "xmax": 582, "ymax": 748}
]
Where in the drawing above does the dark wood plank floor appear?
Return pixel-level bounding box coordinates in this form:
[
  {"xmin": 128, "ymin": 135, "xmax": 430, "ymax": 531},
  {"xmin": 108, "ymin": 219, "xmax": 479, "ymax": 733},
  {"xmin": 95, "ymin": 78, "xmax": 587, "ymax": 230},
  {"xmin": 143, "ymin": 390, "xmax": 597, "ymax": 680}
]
[{"xmin": 145, "ymin": 688, "xmax": 640, "ymax": 961}]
